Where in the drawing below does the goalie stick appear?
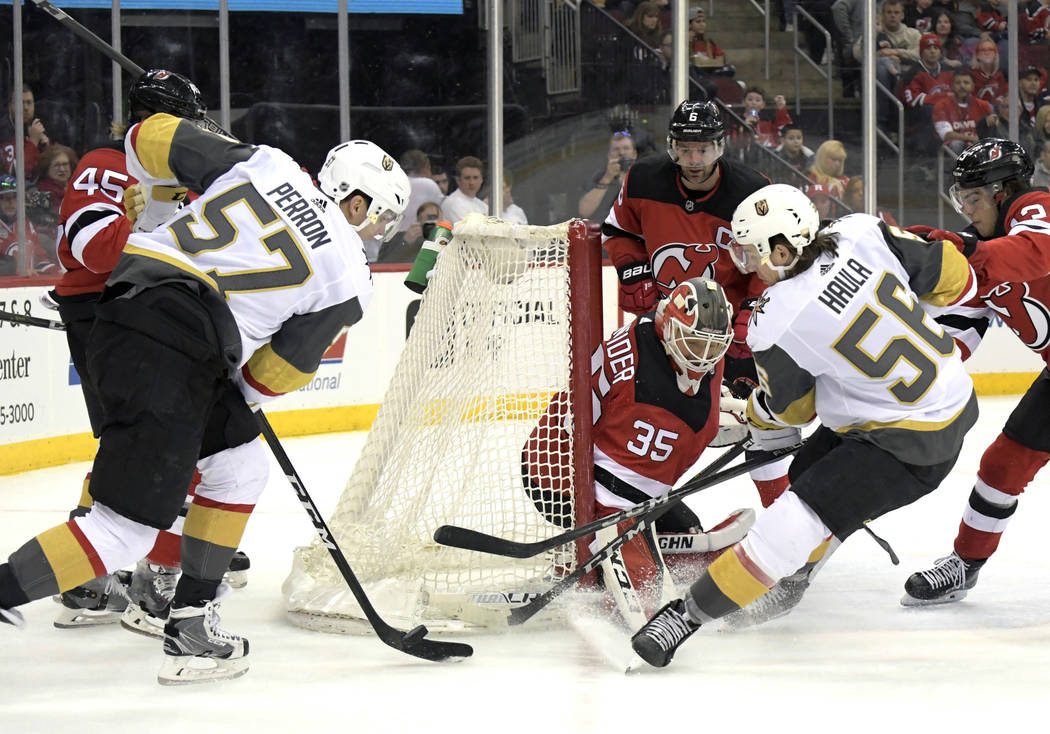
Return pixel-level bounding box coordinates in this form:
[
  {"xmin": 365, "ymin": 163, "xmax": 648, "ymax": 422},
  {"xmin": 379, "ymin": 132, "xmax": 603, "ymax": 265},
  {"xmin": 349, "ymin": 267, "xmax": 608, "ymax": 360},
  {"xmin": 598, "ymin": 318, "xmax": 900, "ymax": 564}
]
[
  {"xmin": 434, "ymin": 440, "xmax": 792, "ymax": 559},
  {"xmin": 27, "ymin": 0, "xmax": 234, "ymax": 139},
  {"xmin": 506, "ymin": 441, "xmax": 804, "ymax": 625},
  {"xmin": 0, "ymin": 309, "xmax": 66, "ymax": 331},
  {"xmin": 256, "ymin": 412, "xmax": 472, "ymax": 662}
]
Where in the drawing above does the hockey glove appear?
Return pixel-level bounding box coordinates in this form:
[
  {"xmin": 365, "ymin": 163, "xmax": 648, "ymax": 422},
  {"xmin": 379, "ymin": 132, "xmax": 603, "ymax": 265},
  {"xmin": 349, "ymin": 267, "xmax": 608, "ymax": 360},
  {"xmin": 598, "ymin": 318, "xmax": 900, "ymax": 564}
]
[
  {"xmin": 710, "ymin": 383, "xmax": 748, "ymax": 447},
  {"xmin": 122, "ymin": 184, "xmax": 145, "ymax": 225},
  {"xmin": 747, "ymin": 388, "xmax": 803, "ymax": 451},
  {"xmin": 726, "ymin": 297, "xmax": 757, "ymax": 360},
  {"xmin": 905, "ymin": 225, "xmax": 979, "ymax": 257},
  {"xmin": 617, "ymin": 260, "xmax": 657, "ymax": 314}
]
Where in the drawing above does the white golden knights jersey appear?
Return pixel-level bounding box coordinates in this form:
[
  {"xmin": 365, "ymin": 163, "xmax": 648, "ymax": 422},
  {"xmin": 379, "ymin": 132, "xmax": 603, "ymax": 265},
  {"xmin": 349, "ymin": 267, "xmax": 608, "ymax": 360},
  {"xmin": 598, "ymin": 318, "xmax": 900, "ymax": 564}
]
[
  {"xmin": 602, "ymin": 155, "xmax": 770, "ymax": 309},
  {"xmin": 109, "ymin": 113, "xmax": 372, "ymax": 402},
  {"xmin": 934, "ymin": 187, "xmax": 1050, "ymax": 367},
  {"xmin": 746, "ymin": 214, "xmax": 979, "ymax": 466}
]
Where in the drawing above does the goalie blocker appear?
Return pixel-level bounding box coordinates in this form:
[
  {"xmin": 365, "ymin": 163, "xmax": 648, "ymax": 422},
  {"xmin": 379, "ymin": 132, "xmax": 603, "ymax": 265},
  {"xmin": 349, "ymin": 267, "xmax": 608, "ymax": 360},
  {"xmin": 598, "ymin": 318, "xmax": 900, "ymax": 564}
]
[{"xmin": 523, "ymin": 276, "xmax": 752, "ymax": 623}]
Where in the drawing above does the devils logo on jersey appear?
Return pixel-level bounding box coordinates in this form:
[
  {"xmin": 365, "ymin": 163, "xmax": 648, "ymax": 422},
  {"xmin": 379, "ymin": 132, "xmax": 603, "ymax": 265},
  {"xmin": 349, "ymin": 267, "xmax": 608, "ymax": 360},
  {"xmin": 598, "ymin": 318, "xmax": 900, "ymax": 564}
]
[
  {"xmin": 985, "ymin": 282, "xmax": 1050, "ymax": 350},
  {"xmin": 651, "ymin": 243, "xmax": 717, "ymax": 292}
]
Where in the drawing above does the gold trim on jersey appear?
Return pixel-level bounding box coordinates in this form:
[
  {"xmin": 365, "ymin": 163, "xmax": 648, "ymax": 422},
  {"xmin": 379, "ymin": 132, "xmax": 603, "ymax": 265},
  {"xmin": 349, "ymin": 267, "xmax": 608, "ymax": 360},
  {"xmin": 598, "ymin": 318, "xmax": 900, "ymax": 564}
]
[
  {"xmin": 708, "ymin": 546, "xmax": 770, "ymax": 608},
  {"xmin": 36, "ymin": 525, "xmax": 96, "ymax": 591},
  {"xmin": 244, "ymin": 344, "xmax": 313, "ymax": 395},
  {"xmin": 923, "ymin": 240, "xmax": 972, "ymax": 307},
  {"xmin": 183, "ymin": 503, "xmax": 251, "ymax": 548},
  {"xmin": 834, "ymin": 393, "xmax": 974, "ymax": 434},
  {"xmin": 133, "ymin": 114, "xmax": 181, "ymax": 180},
  {"xmin": 122, "ymin": 244, "xmax": 220, "ymax": 291}
]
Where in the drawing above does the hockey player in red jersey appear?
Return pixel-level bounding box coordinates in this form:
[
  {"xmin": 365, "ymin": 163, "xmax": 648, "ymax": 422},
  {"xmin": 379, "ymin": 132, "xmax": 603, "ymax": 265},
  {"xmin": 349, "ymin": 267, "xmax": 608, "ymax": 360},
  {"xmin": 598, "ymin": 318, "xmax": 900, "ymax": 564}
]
[
  {"xmin": 602, "ymin": 100, "xmax": 789, "ymax": 509},
  {"xmin": 49, "ymin": 70, "xmax": 249, "ymax": 634},
  {"xmin": 630, "ymin": 184, "xmax": 977, "ymax": 668},
  {"xmin": 902, "ymin": 139, "xmax": 1050, "ymax": 605},
  {"xmin": 524, "ymin": 276, "xmax": 753, "ymax": 627}
]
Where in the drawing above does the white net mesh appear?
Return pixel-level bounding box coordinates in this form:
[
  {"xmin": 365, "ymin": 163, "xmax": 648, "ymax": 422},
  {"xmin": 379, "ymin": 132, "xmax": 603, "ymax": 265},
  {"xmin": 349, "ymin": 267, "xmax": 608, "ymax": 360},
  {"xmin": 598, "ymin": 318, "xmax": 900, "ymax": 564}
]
[{"xmin": 283, "ymin": 215, "xmax": 588, "ymax": 632}]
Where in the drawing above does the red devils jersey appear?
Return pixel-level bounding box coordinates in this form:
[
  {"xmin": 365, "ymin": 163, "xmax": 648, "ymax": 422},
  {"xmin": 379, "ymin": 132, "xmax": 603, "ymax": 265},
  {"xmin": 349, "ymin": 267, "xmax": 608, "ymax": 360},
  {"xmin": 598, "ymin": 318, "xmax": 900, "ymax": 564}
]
[
  {"xmin": 522, "ymin": 316, "xmax": 722, "ymax": 512},
  {"xmin": 902, "ymin": 67, "xmax": 955, "ymax": 108},
  {"xmin": 54, "ymin": 144, "xmax": 136, "ymax": 297},
  {"xmin": 603, "ymin": 155, "xmax": 769, "ymax": 309},
  {"xmin": 932, "ymin": 97, "xmax": 994, "ymax": 142},
  {"xmin": 938, "ymin": 188, "xmax": 1050, "ymax": 366},
  {"xmin": 973, "ymin": 68, "xmax": 1008, "ymax": 103}
]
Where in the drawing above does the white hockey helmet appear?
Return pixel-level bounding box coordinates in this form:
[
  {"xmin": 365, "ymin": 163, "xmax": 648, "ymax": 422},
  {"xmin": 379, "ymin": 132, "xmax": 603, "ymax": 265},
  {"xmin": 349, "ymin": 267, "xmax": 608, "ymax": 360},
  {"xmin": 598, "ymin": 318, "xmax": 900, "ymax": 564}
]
[
  {"xmin": 730, "ymin": 183, "xmax": 819, "ymax": 280},
  {"xmin": 318, "ymin": 140, "xmax": 411, "ymax": 242},
  {"xmin": 654, "ymin": 277, "xmax": 733, "ymax": 396}
]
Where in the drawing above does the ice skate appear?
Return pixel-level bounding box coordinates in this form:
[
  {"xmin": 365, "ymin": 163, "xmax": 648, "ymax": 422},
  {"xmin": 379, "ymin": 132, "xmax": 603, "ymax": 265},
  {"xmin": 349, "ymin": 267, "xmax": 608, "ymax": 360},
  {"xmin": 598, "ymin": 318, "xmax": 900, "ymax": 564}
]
[
  {"xmin": 901, "ymin": 552, "xmax": 985, "ymax": 606},
  {"xmin": 121, "ymin": 560, "xmax": 179, "ymax": 639},
  {"xmin": 158, "ymin": 587, "xmax": 248, "ymax": 685},
  {"xmin": 223, "ymin": 550, "xmax": 250, "ymax": 589},
  {"xmin": 630, "ymin": 599, "xmax": 699, "ymax": 668},
  {"xmin": 720, "ymin": 570, "xmax": 810, "ymax": 631},
  {"xmin": 54, "ymin": 571, "xmax": 131, "ymax": 628}
]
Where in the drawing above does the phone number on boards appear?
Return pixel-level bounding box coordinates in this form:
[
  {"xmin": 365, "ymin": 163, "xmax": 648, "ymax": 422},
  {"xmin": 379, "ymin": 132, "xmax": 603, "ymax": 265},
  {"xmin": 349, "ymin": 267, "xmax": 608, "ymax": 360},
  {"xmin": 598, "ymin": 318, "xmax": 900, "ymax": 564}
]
[{"xmin": 0, "ymin": 403, "xmax": 35, "ymax": 426}]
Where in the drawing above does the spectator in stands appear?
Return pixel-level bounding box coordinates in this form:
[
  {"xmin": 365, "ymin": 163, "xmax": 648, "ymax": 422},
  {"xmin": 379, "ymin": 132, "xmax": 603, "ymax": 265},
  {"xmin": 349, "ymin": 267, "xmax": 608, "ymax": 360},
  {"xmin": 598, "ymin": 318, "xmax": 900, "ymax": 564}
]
[
  {"xmin": 902, "ymin": 34, "xmax": 956, "ymax": 108},
  {"xmin": 484, "ymin": 170, "xmax": 528, "ymax": 225},
  {"xmin": 775, "ymin": 123, "xmax": 814, "ymax": 171},
  {"xmin": 442, "ymin": 155, "xmax": 488, "ymax": 224},
  {"xmin": 832, "ymin": 0, "xmax": 865, "ymax": 96},
  {"xmin": 1024, "ymin": 0, "xmax": 1050, "ymax": 43},
  {"xmin": 906, "ymin": 0, "xmax": 938, "ymax": 33},
  {"xmin": 578, "ymin": 131, "xmax": 637, "ymax": 218},
  {"xmin": 1018, "ymin": 65, "xmax": 1048, "ymax": 129},
  {"xmin": 431, "ymin": 164, "xmax": 450, "ymax": 196},
  {"xmin": 843, "ymin": 175, "xmax": 864, "ymax": 212},
  {"xmin": 805, "ymin": 182, "xmax": 836, "ymax": 220},
  {"xmin": 376, "ymin": 201, "xmax": 443, "ymax": 264},
  {"xmin": 976, "ymin": 0, "xmax": 1007, "ymax": 42},
  {"xmin": 932, "ymin": 68, "xmax": 995, "ymax": 154},
  {"xmin": 861, "ymin": 0, "xmax": 921, "ymax": 125},
  {"xmin": 625, "ymin": 2, "xmax": 664, "ymax": 49},
  {"xmin": 1, "ymin": 84, "xmax": 49, "ymax": 177},
  {"xmin": 932, "ymin": 12, "xmax": 966, "ymax": 67},
  {"xmin": 797, "ymin": 0, "xmax": 837, "ymax": 64},
  {"xmin": 1032, "ymin": 138, "xmax": 1050, "ymax": 186},
  {"xmin": 971, "ymin": 39, "xmax": 1007, "ymax": 102},
  {"xmin": 397, "ymin": 149, "xmax": 445, "ymax": 233},
  {"xmin": 807, "ymin": 139, "xmax": 849, "ymax": 197},
  {"xmin": 1033, "ymin": 104, "xmax": 1050, "ymax": 152},
  {"xmin": 689, "ymin": 9, "xmax": 727, "ymax": 69},
  {"xmin": 31, "ymin": 144, "xmax": 77, "ymax": 218},
  {"xmin": 741, "ymin": 87, "xmax": 792, "ymax": 148},
  {"xmin": 0, "ymin": 174, "xmax": 56, "ymax": 276},
  {"xmin": 931, "ymin": 0, "xmax": 981, "ymax": 39}
]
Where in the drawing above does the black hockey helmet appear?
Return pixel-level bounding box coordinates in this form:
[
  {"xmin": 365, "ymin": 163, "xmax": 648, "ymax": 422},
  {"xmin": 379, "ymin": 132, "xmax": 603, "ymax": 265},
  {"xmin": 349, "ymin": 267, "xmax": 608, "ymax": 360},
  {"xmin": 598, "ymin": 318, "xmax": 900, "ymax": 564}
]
[
  {"xmin": 952, "ymin": 138, "xmax": 1033, "ymax": 190},
  {"xmin": 667, "ymin": 100, "xmax": 725, "ymax": 145},
  {"xmin": 127, "ymin": 69, "xmax": 206, "ymax": 123}
]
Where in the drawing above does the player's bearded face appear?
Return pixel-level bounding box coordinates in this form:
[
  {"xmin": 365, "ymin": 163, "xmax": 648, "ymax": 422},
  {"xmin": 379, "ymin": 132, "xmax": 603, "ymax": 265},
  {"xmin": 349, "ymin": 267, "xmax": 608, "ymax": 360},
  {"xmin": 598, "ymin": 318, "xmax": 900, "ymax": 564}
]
[
  {"xmin": 949, "ymin": 184, "xmax": 998, "ymax": 237},
  {"xmin": 673, "ymin": 140, "xmax": 723, "ymax": 183}
]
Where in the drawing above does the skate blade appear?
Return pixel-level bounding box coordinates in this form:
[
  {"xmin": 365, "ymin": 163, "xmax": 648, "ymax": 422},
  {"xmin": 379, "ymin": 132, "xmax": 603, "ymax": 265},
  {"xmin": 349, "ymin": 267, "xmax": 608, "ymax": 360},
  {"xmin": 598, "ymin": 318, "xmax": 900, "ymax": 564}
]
[
  {"xmin": 157, "ymin": 655, "xmax": 249, "ymax": 685},
  {"xmin": 120, "ymin": 608, "xmax": 166, "ymax": 639},
  {"xmin": 222, "ymin": 570, "xmax": 248, "ymax": 589},
  {"xmin": 900, "ymin": 589, "xmax": 969, "ymax": 607},
  {"xmin": 54, "ymin": 608, "xmax": 124, "ymax": 629}
]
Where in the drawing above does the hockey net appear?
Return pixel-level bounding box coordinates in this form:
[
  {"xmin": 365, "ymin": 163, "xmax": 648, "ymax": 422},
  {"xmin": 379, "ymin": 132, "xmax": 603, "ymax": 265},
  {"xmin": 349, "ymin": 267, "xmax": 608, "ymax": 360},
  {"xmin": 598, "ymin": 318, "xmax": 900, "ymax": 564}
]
[{"xmin": 283, "ymin": 214, "xmax": 601, "ymax": 632}]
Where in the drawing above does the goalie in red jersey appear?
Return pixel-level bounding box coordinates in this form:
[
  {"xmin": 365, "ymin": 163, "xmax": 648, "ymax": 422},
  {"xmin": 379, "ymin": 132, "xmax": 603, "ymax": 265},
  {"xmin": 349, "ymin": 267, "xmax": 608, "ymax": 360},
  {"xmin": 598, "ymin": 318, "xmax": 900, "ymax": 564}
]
[
  {"xmin": 901, "ymin": 138, "xmax": 1050, "ymax": 606},
  {"xmin": 523, "ymin": 276, "xmax": 754, "ymax": 627}
]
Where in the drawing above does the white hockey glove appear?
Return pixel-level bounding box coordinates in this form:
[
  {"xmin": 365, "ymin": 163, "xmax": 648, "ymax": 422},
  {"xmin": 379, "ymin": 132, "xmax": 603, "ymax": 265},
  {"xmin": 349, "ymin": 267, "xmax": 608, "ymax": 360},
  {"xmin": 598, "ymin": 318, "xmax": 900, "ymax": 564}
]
[
  {"xmin": 747, "ymin": 388, "xmax": 802, "ymax": 451},
  {"xmin": 710, "ymin": 383, "xmax": 749, "ymax": 448}
]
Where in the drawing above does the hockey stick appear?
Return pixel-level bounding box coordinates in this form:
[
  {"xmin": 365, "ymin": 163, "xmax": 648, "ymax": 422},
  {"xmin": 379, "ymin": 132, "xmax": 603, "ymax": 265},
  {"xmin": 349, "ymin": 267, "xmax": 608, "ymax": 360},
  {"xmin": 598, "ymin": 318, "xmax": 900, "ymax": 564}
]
[
  {"xmin": 27, "ymin": 0, "xmax": 234, "ymax": 139},
  {"xmin": 862, "ymin": 522, "xmax": 899, "ymax": 565},
  {"xmin": 434, "ymin": 440, "xmax": 796, "ymax": 559},
  {"xmin": 507, "ymin": 441, "xmax": 805, "ymax": 626},
  {"xmin": 0, "ymin": 309, "xmax": 66, "ymax": 331},
  {"xmin": 256, "ymin": 412, "xmax": 473, "ymax": 662}
]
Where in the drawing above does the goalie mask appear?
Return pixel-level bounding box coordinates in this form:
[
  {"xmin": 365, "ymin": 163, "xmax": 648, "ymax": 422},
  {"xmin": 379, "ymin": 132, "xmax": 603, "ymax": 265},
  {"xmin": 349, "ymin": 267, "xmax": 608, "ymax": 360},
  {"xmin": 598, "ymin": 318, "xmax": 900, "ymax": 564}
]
[
  {"xmin": 730, "ymin": 184, "xmax": 819, "ymax": 280},
  {"xmin": 654, "ymin": 277, "xmax": 733, "ymax": 396},
  {"xmin": 318, "ymin": 140, "xmax": 410, "ymax": 243},
  {"xmin": 128, "ymin": 69, "xmax": 206, "ymax": 123}
]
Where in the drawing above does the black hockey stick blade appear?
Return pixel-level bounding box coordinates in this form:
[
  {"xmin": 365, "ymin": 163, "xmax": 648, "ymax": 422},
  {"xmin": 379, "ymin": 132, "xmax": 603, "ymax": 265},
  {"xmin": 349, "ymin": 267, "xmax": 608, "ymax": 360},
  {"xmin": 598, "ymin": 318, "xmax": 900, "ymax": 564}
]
[
  {"xmin": 257, "ymin": 413, "xmax": 472, "ymax": 662},
  {"xmin": 863, "ymin": 523, "xmax": 899, "ymax": 565},
  {"xmin": 0, "ymin": 309, "xmax": 66, "ymax": 331},
  {"xmin": 435, "ymin": 440, "xmax": 793, "ymax": 560}
]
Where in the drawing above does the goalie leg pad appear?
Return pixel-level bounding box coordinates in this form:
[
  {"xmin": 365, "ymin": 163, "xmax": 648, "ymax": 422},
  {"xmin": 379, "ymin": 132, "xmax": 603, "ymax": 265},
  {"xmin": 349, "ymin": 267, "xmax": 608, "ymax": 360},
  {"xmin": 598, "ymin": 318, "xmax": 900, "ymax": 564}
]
[{"xmin": 592, "ymin": 515, "xmax": 667, "ymax": 628}]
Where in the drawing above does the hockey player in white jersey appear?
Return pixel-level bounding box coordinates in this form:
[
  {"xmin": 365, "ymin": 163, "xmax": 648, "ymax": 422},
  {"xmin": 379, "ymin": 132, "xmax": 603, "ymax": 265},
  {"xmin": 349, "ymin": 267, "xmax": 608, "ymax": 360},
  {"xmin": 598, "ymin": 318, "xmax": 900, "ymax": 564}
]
[
  {"xmin": 0, "ymin": 114, "xmax": 409, "ymax": 684},
  {"xmin": 631, "ymin": 183, "xmax": 979, "ymax": 668}
]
